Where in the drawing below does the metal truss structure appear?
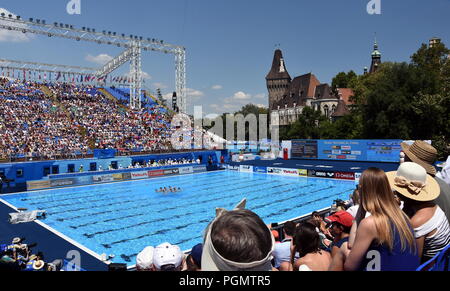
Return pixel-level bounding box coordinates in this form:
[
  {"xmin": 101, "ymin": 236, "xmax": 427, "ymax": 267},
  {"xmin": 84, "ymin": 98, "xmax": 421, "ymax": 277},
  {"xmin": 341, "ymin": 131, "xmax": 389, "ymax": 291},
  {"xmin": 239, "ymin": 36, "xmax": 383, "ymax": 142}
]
[
  {"xmin": 0, "ymin": 13, "xmax": 187, "ymax": 111},
  {"xmin": 0, "ymin": 58, "xmax": 95, "ymax": 75}
]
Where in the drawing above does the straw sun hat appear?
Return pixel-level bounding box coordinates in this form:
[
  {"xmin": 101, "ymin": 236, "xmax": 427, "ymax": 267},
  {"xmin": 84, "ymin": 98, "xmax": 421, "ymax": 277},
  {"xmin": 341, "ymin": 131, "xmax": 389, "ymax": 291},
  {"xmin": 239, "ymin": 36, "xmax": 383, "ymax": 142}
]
[
  {"xmin": 401, "ymin": 141, "xmax": 437, "ymax": 176},
  {"xmin": 386, "ymin": 162, "xmax": 440, "ymax": 202}
]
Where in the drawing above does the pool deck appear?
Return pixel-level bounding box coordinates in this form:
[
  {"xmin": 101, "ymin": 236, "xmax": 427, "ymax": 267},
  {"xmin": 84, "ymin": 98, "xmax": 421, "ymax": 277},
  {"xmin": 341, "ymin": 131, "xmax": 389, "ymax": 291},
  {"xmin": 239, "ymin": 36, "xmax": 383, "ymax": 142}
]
[
  {"xmin": 0, "ymin": 199, "xmax": 109, "ymax": 271},
  {"xmin": 229, "ymin": 158, "xmax": 400, "ymax": 173}
]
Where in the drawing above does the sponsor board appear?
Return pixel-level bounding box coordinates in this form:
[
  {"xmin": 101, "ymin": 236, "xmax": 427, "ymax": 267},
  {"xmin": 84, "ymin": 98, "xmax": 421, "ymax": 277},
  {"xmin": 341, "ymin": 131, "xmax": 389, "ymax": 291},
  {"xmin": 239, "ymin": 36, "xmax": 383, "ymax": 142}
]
[
  {"xmin": 240, "ymin": 165, "xmax": 254, "ymax": 173},
  {"xmin": 334, "ymin": 172, "xmax": 355, "ymax": 180},
  {"xmin": 281, "ymin": 168, "xmax": 300, "ymax": 177},
  {"xmin": 253, "ymin": 166, "xmax": 267, "ymax": 174},
  {"xmin": 122, "ymin": 172, "xmax": 132, "ymax": 180},
  {"xmin": 112, "ymin": 174, "xmax": 123, "ymax": 181},
  {"xmin": 131, "ymin": 171, "xmax": 149, "ymax": 180},
  {"xmin": 179, "ymin": 166, "xmax": 194, "ymax": 175},
  {"xmin": 27, "ymin": 180, "xmax": 51, "ymax": 191},
  {"xmin": 148, "ymin": 170, "xmax": 164, "ymax": 177},
  {"xmin": 267, "ymin": 167, "xmax": 283, "ymax": 175},
  {"xmin": 50, "ymin": 178, "xmax": 76, "ymax": 187},
  {"xmin": 164, "ymin": 168, "xmax": 180, "ymax": 176},
  {"xmin": 193, "ymin": 165, "xmax": 207, "ymax": 173},
  {"xmin": 93, "ymin": 174, "xmax": 114, "ymax": 183},
  {"xmin": 227, "ymin": 165, "xmax": 240, "ymax": 171},
  {"xmin": 308, "ymin": 170, "xmax": 335, "ymax": 179},
  {"xmin": 298, "ymin": 169, "xmax": 308, "ymax": 177}
]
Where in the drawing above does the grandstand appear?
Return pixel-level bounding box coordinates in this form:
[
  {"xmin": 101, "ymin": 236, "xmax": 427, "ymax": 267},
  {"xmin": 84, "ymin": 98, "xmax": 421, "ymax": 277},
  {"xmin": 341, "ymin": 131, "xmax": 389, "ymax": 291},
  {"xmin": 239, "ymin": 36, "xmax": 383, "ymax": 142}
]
[{"xmin": 0, "ymin": 77, "xmax": 174, "ymax": 162}]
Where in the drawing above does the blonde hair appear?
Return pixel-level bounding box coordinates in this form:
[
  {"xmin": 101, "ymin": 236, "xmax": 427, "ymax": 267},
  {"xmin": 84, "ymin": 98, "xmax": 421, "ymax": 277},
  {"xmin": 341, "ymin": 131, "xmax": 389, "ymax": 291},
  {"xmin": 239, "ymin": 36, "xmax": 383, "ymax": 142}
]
[{"xmin": 359, "ymin": 168, "xmax": 416, "ymax": 252}]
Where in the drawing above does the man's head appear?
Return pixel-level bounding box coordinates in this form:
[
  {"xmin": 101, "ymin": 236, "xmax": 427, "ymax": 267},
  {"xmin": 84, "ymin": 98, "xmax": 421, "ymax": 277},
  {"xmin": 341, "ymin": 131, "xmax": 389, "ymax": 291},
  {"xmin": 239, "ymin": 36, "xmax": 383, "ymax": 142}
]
[
  {"xmin": 153, "ymin": 243, "xmax": 184, "ymax": 271},
  {"xmin": 202, "ymin": 209, "xmax": 275, "ymax": 271},
  {"xmin": 283, "ymin": 221, "xmax": 296, "ymax": 238},
  {"xmin": 326, "ymin": 211, "xmax": 353, "ymax": 238}
]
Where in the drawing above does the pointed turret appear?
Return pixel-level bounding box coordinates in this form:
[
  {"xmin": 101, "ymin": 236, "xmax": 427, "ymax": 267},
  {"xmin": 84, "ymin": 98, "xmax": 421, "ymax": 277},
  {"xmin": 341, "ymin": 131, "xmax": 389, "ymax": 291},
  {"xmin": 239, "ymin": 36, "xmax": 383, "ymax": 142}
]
[{"xmin": 266, "ymin": 49, "xmax": 292, "ymax": 110}]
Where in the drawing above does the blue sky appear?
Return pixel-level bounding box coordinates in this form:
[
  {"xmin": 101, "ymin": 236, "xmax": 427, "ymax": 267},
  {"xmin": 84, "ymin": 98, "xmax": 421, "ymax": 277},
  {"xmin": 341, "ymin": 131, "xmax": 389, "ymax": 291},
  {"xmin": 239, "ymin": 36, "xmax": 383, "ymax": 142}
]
[{"xmin": 0, "ymin": 0, "xmax": 449, "ymax": 115}]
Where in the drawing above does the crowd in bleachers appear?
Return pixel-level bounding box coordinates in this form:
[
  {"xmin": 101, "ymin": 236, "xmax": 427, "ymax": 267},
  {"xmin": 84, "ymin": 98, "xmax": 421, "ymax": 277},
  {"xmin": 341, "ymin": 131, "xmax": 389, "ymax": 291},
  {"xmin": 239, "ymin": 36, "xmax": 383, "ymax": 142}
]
[
  {"xmin": 0, "ymin": 77, "xmax": 174, "ymax": 160},
  {"xmin": 133, "ymin": 141, "xmax": 450, "ymax": 272}
]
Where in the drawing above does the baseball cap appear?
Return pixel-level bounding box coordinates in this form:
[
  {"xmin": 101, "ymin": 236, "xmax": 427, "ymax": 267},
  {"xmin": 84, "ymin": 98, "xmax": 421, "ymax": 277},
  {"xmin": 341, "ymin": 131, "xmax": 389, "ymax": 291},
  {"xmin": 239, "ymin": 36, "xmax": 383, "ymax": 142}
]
[
  {"xmin": 153, "ymin": 243, "xmax": 183, "ymax": 271},
  {"xmin": 326, "ymin": 211, "xmax": 354, "ymax": 228},
  {"xmin": 136, "ymin": 246, "xmax": 154, "ymax": 270}
]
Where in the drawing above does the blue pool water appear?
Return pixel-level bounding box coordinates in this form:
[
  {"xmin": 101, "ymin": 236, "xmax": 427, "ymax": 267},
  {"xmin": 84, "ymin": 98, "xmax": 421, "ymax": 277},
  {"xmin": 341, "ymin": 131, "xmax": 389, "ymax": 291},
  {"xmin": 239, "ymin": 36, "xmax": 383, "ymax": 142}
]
[{"xmin": 2, "ymin": 170, "xmax": 356, "ymax": 266}]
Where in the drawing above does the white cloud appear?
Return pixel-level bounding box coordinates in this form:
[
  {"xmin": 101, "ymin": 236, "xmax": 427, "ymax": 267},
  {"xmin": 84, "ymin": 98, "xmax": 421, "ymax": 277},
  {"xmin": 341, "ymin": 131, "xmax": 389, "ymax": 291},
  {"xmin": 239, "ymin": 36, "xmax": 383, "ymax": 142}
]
[
  {"xmin": 0, "ymin": 8, "xmax": 33, "ymax": 42},
  {"xmin": 124, "ymin": 70, "xmax": 152, "ymax": 80},
  {"xmin": 232, "ymin": 91, "xmax": 252, "ymax": 100},
  {"xmin": 185, "ymin": 88, "xmax": 204, "ymax": 98},
  {"xmin": 85, "ymin": 54, "xmax": 114, "ymax": 65},
  {"xmin": 211, "ymin": 85, "xmax": 223, "ymax": 90},
  {"xmin": 153, "ymin": 82, "xmax": 168, "ymax": 89}
]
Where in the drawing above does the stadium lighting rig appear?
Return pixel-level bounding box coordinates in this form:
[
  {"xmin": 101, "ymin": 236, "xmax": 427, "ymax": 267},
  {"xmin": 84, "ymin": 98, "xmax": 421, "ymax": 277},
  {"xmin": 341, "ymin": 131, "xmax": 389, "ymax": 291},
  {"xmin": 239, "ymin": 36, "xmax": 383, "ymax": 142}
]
[{"xmin": 0, "ymin": 14, "xmax": 187, "ymax": 112}]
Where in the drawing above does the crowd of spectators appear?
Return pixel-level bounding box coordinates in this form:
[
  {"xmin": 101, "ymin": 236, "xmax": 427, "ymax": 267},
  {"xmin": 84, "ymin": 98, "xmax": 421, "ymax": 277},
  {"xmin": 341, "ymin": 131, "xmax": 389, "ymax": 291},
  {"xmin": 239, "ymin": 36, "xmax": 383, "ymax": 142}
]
[{"xmin": 0, "ymin": 77, "xmax": 174, "ymax": 160}]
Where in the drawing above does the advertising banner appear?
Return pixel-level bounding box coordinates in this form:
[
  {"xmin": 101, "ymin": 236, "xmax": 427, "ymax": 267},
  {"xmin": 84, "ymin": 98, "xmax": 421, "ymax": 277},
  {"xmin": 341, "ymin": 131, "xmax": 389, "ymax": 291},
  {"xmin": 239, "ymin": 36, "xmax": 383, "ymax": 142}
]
[
  {"xmin": 93, "ymin": 174, "xmax": 114, "ymax": 183},
  {"xmin": 27, "ymin": 180, "xmax": 51, "ymax": 191},
  {"xmin": 280, "ymin": 168, "xmax": 300, "ymax": 177},
  {"xmin": 50, "ymin": 178, "xmax": 76, "ymax": 187},
  {"xmin": 227, "ymin": 165, "xmax": 240, "ymax": 171},
  {"xmin": 298, "ymin": 169, "xmax": 308, "ymax": 177},
  {"xmin": 267, "ymin": 167, "xmax": 283, "ymax": 175},
  {"xmin": 122, "ymin": 172, "xmax": 132, "ymax": 180},
  {"xmin": 112, "ymin": 174, "xmax": 123, "ymax": 181},
  {"xmin": 240, "ymin": 165, "xmax": 254, "ymax": 173},
  {"xmin": 163, "ymin": 168, "xmax": 180, "ymax": 176},
  {"xmin": 308, "ymin": 170, "xmax": 335, "ymax": 179},
  {"xmin": 179, "ymin": 166, "xmax": 194, "ymax": 175},
  {"xmin": 193, "ymin": 165, "xmax": 207, "ymax": 173},
  {"xmin": 131, "ymin": 171, "xmax": 149, "ymax": 180},
  {"xmin": 148, "ymin": 170, "xmax": 164, "ymax": 177},
  {"xmin": 334, "ymin": 172, "xmax": 355, "ymax": 181},
  {"xmin": 253, "ymin": 166, "xmax": 267, "ymax": 174}
]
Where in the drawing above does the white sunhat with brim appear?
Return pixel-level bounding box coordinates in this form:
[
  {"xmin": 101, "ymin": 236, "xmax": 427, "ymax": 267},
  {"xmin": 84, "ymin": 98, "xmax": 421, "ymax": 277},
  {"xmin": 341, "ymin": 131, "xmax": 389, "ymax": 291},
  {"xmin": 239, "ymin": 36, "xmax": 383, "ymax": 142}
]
[
  {"xmin": 33, "ymin": 260, "xmax": 45, "ymax": 270},
  {"xmin": 386, "ymin": 162, "xmax": 440, "ymax": 202}
]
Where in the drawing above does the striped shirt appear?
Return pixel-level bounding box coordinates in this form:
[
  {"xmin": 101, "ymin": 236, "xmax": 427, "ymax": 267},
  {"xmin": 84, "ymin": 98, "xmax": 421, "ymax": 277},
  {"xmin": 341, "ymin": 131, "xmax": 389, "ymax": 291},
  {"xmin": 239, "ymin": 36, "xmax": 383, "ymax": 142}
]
[{"xmin": 415, "ymin": 206, "xmax": 450, "ymax": 260}]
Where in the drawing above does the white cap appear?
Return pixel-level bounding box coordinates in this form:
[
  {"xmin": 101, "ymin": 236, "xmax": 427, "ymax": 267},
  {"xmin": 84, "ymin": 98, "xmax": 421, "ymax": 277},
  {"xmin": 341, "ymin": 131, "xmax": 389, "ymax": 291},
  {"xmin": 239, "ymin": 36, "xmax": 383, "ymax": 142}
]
[
  {"xmin": 153, "ymin": 243, "xmax": 183, "ymax": 270},
  {"xmin": 136, "ymin": 246, "xmax": 154, "ymax": 270}
]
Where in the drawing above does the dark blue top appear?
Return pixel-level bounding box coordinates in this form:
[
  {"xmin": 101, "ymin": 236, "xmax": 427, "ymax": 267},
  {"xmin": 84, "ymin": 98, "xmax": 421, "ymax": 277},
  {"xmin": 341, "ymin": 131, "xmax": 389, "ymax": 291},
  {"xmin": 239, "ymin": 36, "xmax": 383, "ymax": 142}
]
[
  {"xmin": 359, "ymin": 224, "xmax": 420, "ymax": 271},
  {"xmin": 333, "ymin": 237, "xmax": 350, "ymax": 249}
]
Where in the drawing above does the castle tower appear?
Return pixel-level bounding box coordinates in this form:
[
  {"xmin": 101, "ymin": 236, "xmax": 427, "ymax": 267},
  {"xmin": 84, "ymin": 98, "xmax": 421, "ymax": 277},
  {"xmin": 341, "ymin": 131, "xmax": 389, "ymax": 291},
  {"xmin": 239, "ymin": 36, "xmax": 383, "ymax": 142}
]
[
  {"xmin": 370, "ymin": 38, "xmax": 382, "ymax": 73},
  {"xmin": 266, "ymin": 49, "xmax": 291, "ymax": 110}
]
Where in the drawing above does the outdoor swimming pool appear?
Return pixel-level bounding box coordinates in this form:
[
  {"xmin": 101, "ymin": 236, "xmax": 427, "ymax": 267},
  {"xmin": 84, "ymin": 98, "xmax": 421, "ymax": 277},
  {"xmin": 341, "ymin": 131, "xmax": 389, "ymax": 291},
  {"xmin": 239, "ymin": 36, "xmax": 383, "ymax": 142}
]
[{"xmin": 1, "ymin": 170, "xmax": 356, "ymax": 266}]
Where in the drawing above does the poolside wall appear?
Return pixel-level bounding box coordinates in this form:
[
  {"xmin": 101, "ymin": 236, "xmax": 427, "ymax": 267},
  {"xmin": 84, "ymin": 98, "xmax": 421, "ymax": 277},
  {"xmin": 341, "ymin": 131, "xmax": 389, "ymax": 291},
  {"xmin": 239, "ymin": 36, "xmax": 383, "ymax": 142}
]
[
  {"xmin": 227, "ymin": 164, "xmax": 361, "ymax": 182},
  {"xmin": 0, "ymin": 151, "xmax": 225, "ymax": 193}
]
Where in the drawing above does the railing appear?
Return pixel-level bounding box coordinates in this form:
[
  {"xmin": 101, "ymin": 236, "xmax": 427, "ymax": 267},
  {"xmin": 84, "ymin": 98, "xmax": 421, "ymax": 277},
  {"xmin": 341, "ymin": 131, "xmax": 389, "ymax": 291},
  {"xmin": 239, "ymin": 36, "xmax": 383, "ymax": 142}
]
[{"xmin": 0, "ymin": 148, "xmax": 223, "ymax": 164}]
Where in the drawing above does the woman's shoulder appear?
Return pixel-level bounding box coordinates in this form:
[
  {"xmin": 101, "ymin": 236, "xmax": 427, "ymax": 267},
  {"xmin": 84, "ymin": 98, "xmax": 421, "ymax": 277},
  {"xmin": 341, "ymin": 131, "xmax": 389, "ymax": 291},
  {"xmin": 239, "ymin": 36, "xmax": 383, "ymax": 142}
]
[{"xmin": 410, "ymin": 205, "xmax": 437, "ymax": 229}]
